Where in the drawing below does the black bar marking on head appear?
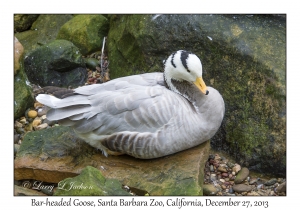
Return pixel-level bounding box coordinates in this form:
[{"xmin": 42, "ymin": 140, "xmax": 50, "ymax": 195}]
[
  {"xmin": 171, "ymin": 52, "xmax": 176, "ymax": 68},
  {"xmin": 180, "ymin": 51, "xmax": 191, "ymax": 72}
]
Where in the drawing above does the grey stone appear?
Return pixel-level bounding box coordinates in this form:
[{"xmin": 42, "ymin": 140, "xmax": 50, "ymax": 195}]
[
  {"xmin": 265, "ymin": 178, "xmax": 277, "ymax": 186},
  {"xmin": 232, "ymin": 184, "xmax": 253, "ymax": 193},
  {"xmin": 203, "ymin": 184, "xmax": 219, "ymax": 196}
]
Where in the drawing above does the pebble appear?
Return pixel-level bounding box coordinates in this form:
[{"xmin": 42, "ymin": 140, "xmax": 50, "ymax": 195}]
[
  {"xmin": 34, "ymin": 102, "xmax": 43, "ymax": 109},
  {"xmin": 204, "ymin": 153, "xmax": 286, "ymax": 196},
  {"xmin": 234, "ymin": 167, "xmax": 249, "ymax": 184},
  {"xmin": 247, "ymin": 191, "xmax": 260, "ymax": 196},
  {"xmin": 275, "ymin": 182, "xmax": 286, "ymax": 193},
  {"xmin": 16, "ymin": 127, "xmax": 25, "ymax": 134},
  {"xmin": 14, "ymin": 134, "xmax": 20, "ymax": 144},
  {"xmin": 217, "ymin": 166, "xmax": 227, "ymax": 172},
  {"xmin": 35, "ymin": 123, "xmax": 48, "ymax": 130},
  {"xmin": 222, "ymin": 173, "xmax": 228, "ymax": 177},
  {"xmin": 24, "ymin": 123, "xmax": 33, "ymax": 132},
  {"xmin": 19, "ymin": 117, "xmax": 27, "ymax": 124},
  {"xmin": 28, "ymin": 110, "xmax": 38, "ymax": 119},
  {"xmin": 14, "ymin": 144, "xmax": 20, "ymax": 156},
  {"xmin": 257, "ymin": 184, "xmax": 264, "ymax": 189},
  {"xmin": 203, "ymin": 184, "xmax": 219, "ymax": 196},
  {"xmin": 249, "ymin": 178, "xmax": 258, "ymax": 185},
  {"xmin": 232, "ymin": 184, "xmax": 253, "ymax": 193},
  {"xmin": 32, "ymin": 119, "xmax": 42, "ymax": 128},
  {"xmin": 232, "ymin": 164, "xmax": 241, "ymax": 173},
  {"xmin": 37, "ymin": 107, "xmax": 50, "ymax": 117},
  {"xmin": 219, "ymin": 179, "xmax": 225, "ymax": 183},
  {"xmin": 227, "ymin": 162, "xmax": 235, "ymax": 168},
  {"xmin": 210, "ymin": 174, "xmax": 217, "ymax": 181},
  {"xmin": 15, "ymin": 121, "xmax": 23, "ymax": 128},
  {"xmin": 264, "ymin": 178, "xmax": 277, "ymax": 186}
]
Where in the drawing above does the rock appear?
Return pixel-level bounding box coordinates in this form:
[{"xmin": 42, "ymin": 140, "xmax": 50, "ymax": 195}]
[
  {"xmin": 234, "ymin": 167, "xmax": 249, "ymax": 184},
  {"xmin": 227, "ymin": 162, "xmax": 235, "ymax": 168},
  {"xmin": 32, "ymin": 119, "xmax": 42, "ymax": 127},
  {"xmin": 54, "ymin": 166, "xmax": 130, "ymax": 196},
  {"xmin": 14, "ymin": 134, "xmax": 20, "ymax": 144},
  {"xmin": 14, "ymin": 37, "xmax": 24, "ymax": 75},
  {"xmin": 24, "ymin": 39, "xmax": 87, "ymax": 88},
  {"xmin": 85, "ymin": 58, "xmax": 100, "ymax": 70},
  {"xmin": 264, "ymin": 178, "xmax": 277, "ymax": 186},
  {"xmin": 217, "ymin": 165, "xmax": 227, "ymax": 172},
  {"xmin": 28, "ymin": 110, "xmax": 37, "ymax": 119},
  {"xmin": 14, "ymin": 185, "xmax": 46, "ymax": 196},
  {"xmin": 24, "ymin": 123, "xmax": 33, "ymax": 132},
  {"xmin": 247, "ymin": 191, "xmax": 260, "ymax": 196},
  {"xmin": 57, "ymin": 15, "xmax": 109, "ymax": 55},
  {"xmin": 232, "ymin": 164, "xmax": 241, "ymax": 173},
  {"xmin": 14, "ymin": 121, "xmax": 23, "ymax": 128},
  {"xmin": 222, "ymin": 173, "xmax": 228, "ymax": 177},
  {"xmin": 203, "ymin": 184, "xmax": 219, "ymax": 196},
  {"xmin": 43, "ymin": 118, "xmax": 56, "ymax": 126},
  {"xmin": 257, "ymin": 184, "xmax": 264, "ymax": 189},
  {"xmin": 232, "ymin": 184, "xmax": 253, "ymax": 193},
  {"xmin": 275, "ymin": 182, "xmax": 286, "ymax": 193},
  {"xmin": 34, "ymin": 102, "xmax": 43, "ymax": 109},
  {"xmin": 249, "ymin": 178, "xmax": 258, "ymax": 185},
  {"xmin": 35, "ymin": 123, "xmax": 48, "ymax": 130},
  {"xmin": 14, "ymin": 144, "xmax": 20, "ymax": 156},
  {"xmin": 15, "ymin": 127, "xmax": 25, "ymax": 135},
  {"xmin": 37, "ymin": 106, "xmax": 50, "ymax": 117},
  {"xmin": 15, "ymin": 14, "xmax": 73, "ymax": 56},
  {"xmin": 210, "ymin": 174, "xmax": 217, "ymax": 182},
  {"xmin": 210, "ymin": 165, "xmax": 214, "ymax": 172},
  {"xmin": 19, "ymin": 117, "xmax": 27, "ymax": 124},
  {"xmin": 14, "ymin": 44, "xmax": 34, "ymax": 120},
  {"xmin": 14, "ymin": 126, "xmax": 210, "ymax": 195},
  {"xmin": 108, "ymin": 14, "xmax": 286, "ymax": 175},
  {"xmin": 219, "ymin": 179, "xmax": 225, "ymax": 183},
  {"xmin": 14, "ymin": 14, "xmax": 39, "ymax": 32}
]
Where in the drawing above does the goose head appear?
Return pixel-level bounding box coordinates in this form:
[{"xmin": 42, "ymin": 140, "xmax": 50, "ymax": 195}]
[{"xmin": 163, "ymin": 50, "xmax": 209, "ymax": 96}]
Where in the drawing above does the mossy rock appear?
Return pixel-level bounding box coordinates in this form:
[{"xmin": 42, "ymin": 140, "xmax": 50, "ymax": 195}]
[
  {"xmin": 57, "ymin": 15, "xmax": 109, "ymax": 55},
  {"xmin": 14, "ymin": 37, "xmax": 30, "ymax": 119},
  {"xmin": 107, "ymin": 14, "xmax": 286, "ymax": 175},
  {"xmin": 14, "ymin": 14, "xmax": 39, "ymax": 32},
  {"xmin": 14, "ymin": 56, "xmax": 34, "ymax": 119},
  {"xmin": 15, "ymin": 14, "xmax": 74, "ymax": 56},
  {"xmin": 54, "ymin": 166, "xmax": 130, "ymax": 196},
  {"xmin": 23, "ymin": 39, "xmax": 87, "ymax": 88}
]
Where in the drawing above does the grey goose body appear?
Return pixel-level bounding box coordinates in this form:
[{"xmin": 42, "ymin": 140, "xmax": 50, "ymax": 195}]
[{"xmin": 37, "ymin": 50, "xmax": 225, "ymax": 159}]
